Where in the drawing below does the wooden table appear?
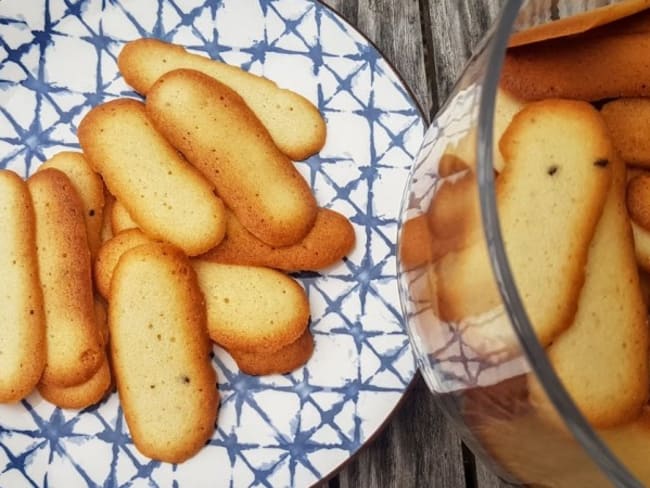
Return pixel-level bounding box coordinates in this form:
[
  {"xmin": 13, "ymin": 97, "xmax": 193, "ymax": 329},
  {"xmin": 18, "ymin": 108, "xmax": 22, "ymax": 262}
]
[{"xmin": 318, "ymin": 1, "xmax": 508, "ymax": 487}]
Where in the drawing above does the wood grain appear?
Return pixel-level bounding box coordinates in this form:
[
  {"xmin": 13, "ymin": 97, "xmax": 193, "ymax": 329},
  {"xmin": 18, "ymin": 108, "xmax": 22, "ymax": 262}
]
[
  {"xmin": 323, "ymin": 0, "xmax": 431, "ymax": 118},
  {"xmin": 476, "ymin": 457, "xmax": 519, "ymax": 488},
  {"xmin": 337, "ymin": 376, "xmax": 466, "ymax": 488},
  {"xmin": 318, "ymin": 1, "xmax": 510, "ymax": 487},
  {"xmin": 423, "ymin": 0, "xmax": 505, "ymax": 106}
]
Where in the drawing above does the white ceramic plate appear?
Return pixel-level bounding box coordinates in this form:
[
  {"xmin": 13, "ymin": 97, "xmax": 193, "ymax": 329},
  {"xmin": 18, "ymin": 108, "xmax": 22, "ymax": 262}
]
[{"xmin": 0, "ymin": 1, "xmax": 423, "ymax": 486}]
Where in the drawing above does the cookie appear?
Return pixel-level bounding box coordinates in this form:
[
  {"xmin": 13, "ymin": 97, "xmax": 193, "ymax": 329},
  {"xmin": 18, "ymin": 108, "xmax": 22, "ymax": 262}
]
[
  {"xmin": 529, "ymin": 156, "xmax": 648, "ymax": 428},
  {"xmin": 145, "ymin": 69, "xmax": 318, "ymax": 247},
  {"xmin": 229, "ymin": 329, "xmax": 314, "ymax": 376},
  {"xmin": 202, "ymin": 208, "xmax": 354, "ymax": 271},
  {"xmin": 101, "ymin": 191, "xmax": 115, "ymax": 244},
  {"xmin": 437, "ymin": 100, "xmax": 613, "ymax": 347},
  {"xmin": 598, "ymin": 407, "xmax": 650, "ymax": 484},
  {"xmin": 111, "ymin": 200, "xmax": 138, "ymax": 235},
  {"xmin": 602, "ymin": 98, "xmax": 650, "ymax": 168},
  {"xmin": 592, "ymin": 5, "xmax": 650, "ymax": 37},
  {"xmin": 427, "ymin": 169, "xmax": 480, "ymax": 242},
  {"xmin": 437, "ymin": 154, "xmax": 469, "ymax": 178},
  {"xmin": 401, "ymin": 166, "xmax": 482, "ymax": 270},
  {"xmin": 632, "ymin": 220, "xmax": 650, "ymax": 272},
  {"xmin": 192, "ymin": 260, "xmax": 310, "ymax": 352},
  {"xmin": 39, "ymin": 151, "xmax": 105, "ymax": 259},
  {"xmin": 118, "ymin": 38, "xmax": 326, "ymax": 161},
  {"xmin": 443, "ymin": 89, "xmax": 525, "ymax": 173},
  {"xmin": 38, "ymin": 355, "xmax": 112, "ymax": 410},
  {"xmin": 77, "ymin": 98, "xmax": 227, "ymax": 256},
  {"xmin": 508, "ymin": 0, "xmax": 650, "ymax": 47},
  {"xmin": 94, "ymin": 296, "xmax": 109, "ymax": 349},
  {"xmin": 399, "ymin": 213, "xmax": 472, "ymax": 270},
  {"xmin": 95, "ymin": 229, "xmax": 153, "ymax": 299},
  {"xmin": 0, "ymin": 170, "xmax": 46, "ymax": 403},
  {"xmin": 628, "ymin": 173, "xmax": 650, "ymax": 230},
  {"xmin": 399, "ymin": 215, "xmax": 433, "ymax": 270},
  {"xmin": 28, "ymin": 168, "xmax": 104, "ymax": 387},
  {"xmin": 110, "ymin": 243, "xmax": 217, "ymax": 463},
  {"xmin": 93, "ymin": 296, "xmax": 116, "ymax": 393},
  {"xmin": 468, "ymin": 392, "xmax": 650, "ymax": 487},
  {"xmin": 501, "ymin": 32, "xmax": 650, "ymax": 101},
  {"xmin": 635, "ymin": 268, "xmax": 650, "ymax": 316}
]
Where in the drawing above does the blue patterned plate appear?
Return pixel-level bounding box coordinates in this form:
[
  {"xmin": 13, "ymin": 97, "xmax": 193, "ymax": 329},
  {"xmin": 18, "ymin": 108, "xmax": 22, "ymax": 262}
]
[{"xmin": 0, "ymin": 1, "xmax": 423, "ymax": 486}]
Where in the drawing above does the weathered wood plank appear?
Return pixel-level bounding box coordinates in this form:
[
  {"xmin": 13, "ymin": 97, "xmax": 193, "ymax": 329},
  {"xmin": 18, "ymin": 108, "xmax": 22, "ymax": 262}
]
[
  {"xmin": 423, "ymin": 3, "xmax": 512, "ymax": 487},
  {"xmin": 318, "ymin": 1, "xmax": 518, "ymax": 487},
  {"xmin": 318, "ymin": 1, "xmax": 468, "ymax": 488},
  {"xmin": 323, "ymin": 0, "xmax": 432, "ymax": 116},
  {"xmin": 337, "ymin": 375, "xmax": 467, "ymax": 488},
  {"xmin": 424, "ymin": 0, "xmax": 505, "ymax": 106},
  {"xmin": 321, "ymin": 0, "xmax": 358, "ymax": 30},
  {"xmin": 475, "ymin": 455, "xmax": 515, "ymax": 488}
]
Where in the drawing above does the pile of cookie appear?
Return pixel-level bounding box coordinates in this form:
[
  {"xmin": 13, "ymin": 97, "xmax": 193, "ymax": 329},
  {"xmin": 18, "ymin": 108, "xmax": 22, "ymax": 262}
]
[
  {"xmin": 0, "ymin": 39, "xmax": 355, "ymax": 463},
  {"xmin": 401, "ymin": 1, "xmax": 650, "ymax": 484}
]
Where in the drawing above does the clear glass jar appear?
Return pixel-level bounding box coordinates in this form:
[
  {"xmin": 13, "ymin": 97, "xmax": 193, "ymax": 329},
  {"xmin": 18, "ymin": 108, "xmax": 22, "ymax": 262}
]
[{"xmin": 398, "ymin": 1, "xmax": 650, "ymax": 486}]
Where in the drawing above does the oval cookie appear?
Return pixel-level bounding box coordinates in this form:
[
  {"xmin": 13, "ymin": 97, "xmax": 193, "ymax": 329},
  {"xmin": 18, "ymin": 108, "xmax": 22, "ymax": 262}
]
[
  {"xmin": 78, "ymin": 98, "xmax": 226, "ymax": 256},
  {"xmin": 118, "ymin": 38, "xmax": 326, "ymax": 161},
  {"xmin": 0, "ymin": 170, "xmax": 46, "ymax": 403},
  {"xmin": 192, "ymin": 260, "xmax": 310, "ymax": 352},
  {"xmin": 39, "ymin": 356, "xmax": 112, "ymax": 410},
  {"xmin": 111, "ymin": 200, "xmax": 139, "ymax": 235},
  {"xmin": 230, "ymin": 329, "xmax": 315, "ymax": 376},
  {"xmin": 202, "ymin": 208, "xmax": 355, "ymax": 271},
  {"xmin": 95, "ymin": 229, "xmax": 152, "ymax": 299},
  {"xmin": 39, "ymin": 151, "xmax": 105, "ymax": 259},
  {"xmin": 28, "ymin": 168, "xmax": 104, "ymax": 387},
  {"xmin": 110, "ymin": 243, "xmax": 218, "ymax": 463},
  {"xmin": 146, "ymin": 69, "xmax": 318, "ymax": 247},
  {"xmin": 437, "ymin": 100, "xmax": 613, "ymax": 348}
]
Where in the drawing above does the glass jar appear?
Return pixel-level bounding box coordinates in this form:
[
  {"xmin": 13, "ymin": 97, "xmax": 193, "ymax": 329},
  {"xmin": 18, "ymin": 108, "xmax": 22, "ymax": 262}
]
[{"xmin": 398, "ymin": 1, "xmax": 650, "ymax": 486}]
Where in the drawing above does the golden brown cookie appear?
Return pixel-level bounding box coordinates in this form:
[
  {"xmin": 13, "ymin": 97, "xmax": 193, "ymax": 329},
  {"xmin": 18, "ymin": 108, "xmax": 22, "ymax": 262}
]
[
  {"xmin": 399, "ymin": 215, "xmax": 434, "ymax": 270},
  {"xmin": 469, "ymin": 397, "xmax": 650, "ymax": 487},
  {"xmin": 110, "ymin": 243, "xmax": 217, "ymax": 463},
  {"xmin": 202, "ymin": 208, "xmax": 354, "ymax": 271},
  {"xmin": 602, "ymin": 98, "xmax": 650, "ymax": 168},
  {"xmin": 118, "ymin": 38, "xmax": 326, "ymax": 161},
  {"xmin": 501, "ymin": 32, "xmax": 650, "ymax": 101},
  {"xmin": 529, "ymin": 156, "xmax": 648, "ymax": 428},
  {"xmin": 110, "ymin": 200, "xmax": 138, "ymax": 235},
  {"xmin": 592, "ymin": 5, "xmax": 650, "ymax": 37},
  {"xmin": 627, "ymin": 173, "xmax": 650, "ymax": 230},
  {"xmin": 94, "ymin": 296, "xmax": 109, "ymax": 349},
  {"xmin": 437, "ymin": 154, "xmax": 470, "ymax": 178},
  {"xmin": 633, "ymin": 220, "xmax": 650, "ymax": 272},
  {"xmin": 229, "ymin": 329, "xmax": 314, "ymax": 376},
  {"xmin": 192, "ymin": 260, "xmax": 310, "ymax": 352},
  {"xmin": 78, "ymin": 98, "xmax": 227, "ymax": 256},
  {"xmin": 95, "ymin": 229, "xmax": 153, "ymax": 299},
  {"xmin": 38, "ymin": 355, "xmax": 112, "ymax": 410},
  {"xmin": 442, "ymin": 89, "xmax": 525, "ymax": 173},
  {"xmin": 101, "ymin": 191, "xmax": 115, "ymax": 244},
  {"xmin": 437, "ymin": 100, "xmax": 613, "ymax": 348},
  {"xmin": 0, "ymin": 170, "xmax": 46, "ymax": 403},
  {"xmin": 401, "ymin": 163, "xmax": 484, "ymax": 271},
  {"xmin": 39, "ymin": 151, "xmax": 105, "ymax": 259},
  {"xmin": 508, "ymin": 0, "xmax": 650, "ymax": 47},
  {"xmin": 426, "ymin": 170, "xmax": 480, "ymax": 242},
  {"xmin": 28, "ymin": 168, "xmax": 104, "ymax": 387},
  {"xmin": 145, "ymin": 69, "xmax": 318, "ymax": 247}
]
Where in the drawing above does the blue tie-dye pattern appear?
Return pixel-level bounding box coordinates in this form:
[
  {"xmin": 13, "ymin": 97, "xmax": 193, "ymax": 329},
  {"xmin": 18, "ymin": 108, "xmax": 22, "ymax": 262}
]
[{"xmin": 0, "ymin": 0, "xmax": 422, "ymax": 486}]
